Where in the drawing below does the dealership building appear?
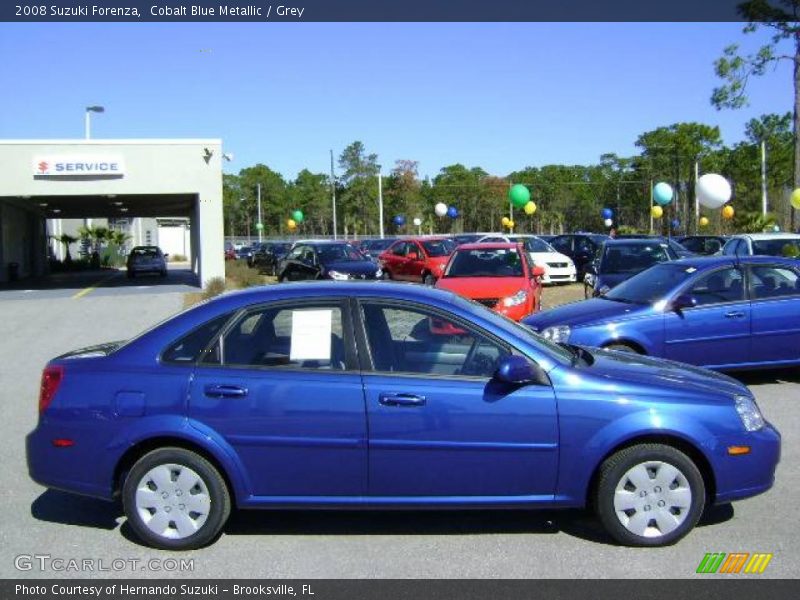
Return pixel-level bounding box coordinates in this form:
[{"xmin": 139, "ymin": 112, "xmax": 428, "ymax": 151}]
[{"xmin": 0, "ymin": 139, "xmax": 225, "ymax": 285}]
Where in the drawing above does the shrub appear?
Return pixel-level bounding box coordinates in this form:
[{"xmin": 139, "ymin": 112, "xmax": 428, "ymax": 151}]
[
  {"xmin": 170, "ymin": 254, "xmax": 188, "ymax": 262},
  {"xmin": 225, "ymin": 260, "xmax": 264, "ymax": 288},
  {"xmin": 202, "ymin": 277, "xmax": 226, "ymax": 300}
]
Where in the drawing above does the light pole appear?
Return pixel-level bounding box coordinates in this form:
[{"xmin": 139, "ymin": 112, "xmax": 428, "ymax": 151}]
[{"xmin": 84, "ymin": 106, "xmax": 104, "ymax": 139}]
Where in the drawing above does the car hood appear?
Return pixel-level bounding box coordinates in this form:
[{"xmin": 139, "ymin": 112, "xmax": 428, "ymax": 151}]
[
  {"xmin": 580, "ymin": 346, "xmax": 748, "ymax": 398},
  {"xmin": 437, "ymin": 277, "xmax": 527, "ymax": 299},
  {"xmin": 324, "ymin": 261, "xmax": 379, "ymax": 275},
  {"xmin": 524, "ymin": 298, "xmax": 645, "ymax": 330},
  {"xmin": 529, "ymin": 251, "xmax": 572, "ymax": 265}
]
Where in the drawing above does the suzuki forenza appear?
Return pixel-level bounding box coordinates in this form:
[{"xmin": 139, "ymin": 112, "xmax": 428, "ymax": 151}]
[{"xmin": 27, "ymin": 282, "xmax": 780, "ymax": 550}]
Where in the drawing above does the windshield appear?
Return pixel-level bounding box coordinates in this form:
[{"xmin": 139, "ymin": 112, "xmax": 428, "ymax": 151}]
[
  {"xmin": 422, "ymin": 239, "xmax": 456, "ymax": 257},
  {"xmin": 752, "ymin": 238, "xmax": 800, "ymax": 257},
  {"xmin": 522, "ymin": 237, "xmax": 556, "ymax": 253},
  {"xmin": 445, "ymin": 247, "xmax": 525, "ymax": 278},
  {"xmin": 600, "ymin": 243, "xmax": 671, "ymax": 274},
  {"xmin": 367, "ymin": 239, "xmax": 394, "ymax": 251},
  {"xmin": 604, "ymin": 263, "xmax": 698, "ymax": 304},
  {"xmin": 317, "ymin": 244, "xmax": 365, "ymax": 262}
]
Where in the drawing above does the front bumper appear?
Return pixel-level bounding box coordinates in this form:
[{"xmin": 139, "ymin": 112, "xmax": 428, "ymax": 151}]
[
  {"xmin": 541, "ymin": 266, "xmax": 577, "ymax": 284},
  {"xmin": 712, "ymin": 422, "xmax": 781, "ymax": 504}
]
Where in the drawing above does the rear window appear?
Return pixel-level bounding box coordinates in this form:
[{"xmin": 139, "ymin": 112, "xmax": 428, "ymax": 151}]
[
  {"xmin": 752, "ymin": 238, "xmax": 800, "ymax": 257},
  {"xmin": 422, "ymin": 239, "xmax": 456, "ymax": 257},
  {"xmin": 131, "ymin": 247, "xmax": 160, "ymax": 258}
]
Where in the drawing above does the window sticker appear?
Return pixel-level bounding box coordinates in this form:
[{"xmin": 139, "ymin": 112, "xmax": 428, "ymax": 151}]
[{"xmin": 290, "ymin": 309, "xmax": 333, "ymax": 361}]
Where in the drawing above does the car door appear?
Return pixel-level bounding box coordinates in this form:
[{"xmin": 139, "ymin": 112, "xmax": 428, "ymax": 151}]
[
  {"xmin": 281, "ymin": 245, "xmax": 304, "ymax": 280},
  {"xmin": 355, "ymin": 300, "xmax": 559, "ymax": 498},
  {"xmin": 663, "ymin": 266, "xmax": 750, "ymax": 368},
  {"xmin": 384, "ymin": 241, "xmax": 407, "ymax": 280},
  {"xmin": 405, "ymin": 242, "xmax": 425, "ymax": 282},
  {"xmin": 748, "ymin": 263, "xmax": 800, "ymax": 364},
  {"xmin": 187, "ymin": 300, "xmax": 366, "ymax": 497}
]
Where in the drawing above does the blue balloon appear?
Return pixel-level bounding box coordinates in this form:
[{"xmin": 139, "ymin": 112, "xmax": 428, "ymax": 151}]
[
  {"xmin": 447, "ymin": 206, "xmax": 458, "ymax": 219},
  {"xmin": 393, "ymin": 215, "xmax": 405, "ymax": 226},
  {"xmin": 654, "ymin": 182, "xmax": 674, "ymax": 206},
  {"xmin": 671, "ymin": 219, "xmax": 681, "ymax": 230},
  {"xmin": 601, "ymin": 208, "xmax": 613, "ymax": 220}
]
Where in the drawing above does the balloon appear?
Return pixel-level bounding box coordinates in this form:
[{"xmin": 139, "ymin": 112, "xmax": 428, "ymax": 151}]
[
  {"xmin": 434, "ymin": 202, "xmax": 448, "ymax": 217},
  {"xmin": 651, "ymin": 205, "xmax": 663, "ymax": 219},
  {"xmin": 413, "ymin": 217, "xmax": 422, "ymax": 226},
  {"xmin": 393, "ymin": 215, "xmax": 405, "ymax": 226},
  {"xmin": 291, "ymin": 210, "xmax": 304, "ymax": 223},
  {"xmin": 603, "ymin": 218, "xmax": 613, "ymax": 227},
  {"xmin": 601, "ymin": 208, "xmax": 613, "ymax": 220},
  {"xmin": 722, "ymin": 205, "xmax": 735, "ymax": 220},
  {"xmin": 501, "ymin": 216, "xmax": 511, "ymax": 227},
  {"xmin": 508, "ymin": 184, "xmax": 530, "ymax": 209},
  {"xmin": 507, "ymin": 219, "xmax": 515, "ymax": 229},
  {"xmin": 653, "ymin": 182, "xmax": 673, "ymax": 206},
  {"xmin": 791, "ymin": 188, "xmax": 800, "ymax": 210},
  {"xmin": 447, "ymin": 206, "xmax": 459, "ymax": 219},
  {"xmin": 773, "ymin": 224, "xmax": 781, "ymax": 232},
  {"xmin": 524, "ymin": 201, "xmax": 537, "ymax": 215},
  {"xmin": 255, "ymin": 222, "xmax": 264, "ymax": 230},
  {"xmin": 699, "ymin": 216, "xmax": 709, "ymax": 227},
  {"xmin": 671, "ymin": 219, "xmax": 680, "ymax": 230},
  {"xmin": 696, "ymin": 174, "xmax": 732, "ymax": 209},
  {"xmin": 286, "ymin": 219, "xmax": 297, "ymax": 230}
]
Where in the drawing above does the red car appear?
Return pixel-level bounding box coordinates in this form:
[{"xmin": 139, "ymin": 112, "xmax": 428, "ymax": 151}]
[
  {"xmin": 379, "ymin": 237, "xmax": 456, "ymax": 284},
  {"xmin": 435, "ymin": 242, "xmax": 544, "ymax": 321}
]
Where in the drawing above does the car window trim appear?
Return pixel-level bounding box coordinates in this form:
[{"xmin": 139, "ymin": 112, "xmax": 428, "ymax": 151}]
[
  {"xmin": 158, "ymin": 312, "xmax": 237, "ymax": 366},
  {"xmin": 672, "ymin": 265, "xmax": 748, "ymax": 310},
  {"xmin": 745, "ymin": 263, "xmax": 800, "ymax": 302}
]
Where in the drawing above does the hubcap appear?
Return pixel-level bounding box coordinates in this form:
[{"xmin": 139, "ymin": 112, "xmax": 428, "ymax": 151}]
[
  {"xmin": 613, "ymin": 460, "xmax": 692, "ymax": 538},
  {"xmin": 135, "ymin": 463, "xmax": 211, "ymax": 540}
]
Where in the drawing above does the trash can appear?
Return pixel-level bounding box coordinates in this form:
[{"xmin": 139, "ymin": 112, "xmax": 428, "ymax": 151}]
[{"xmin": 8, "ymin": 262, "xmax": 19, "ymax": 282}]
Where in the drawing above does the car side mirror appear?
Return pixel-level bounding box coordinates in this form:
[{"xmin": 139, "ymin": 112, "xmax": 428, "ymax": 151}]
[
  {"xmin": 672, "ymin": 294, "xmax": 697, "ymax": 311},
  {"xmin": 532, "ymin": 265, "xmax": 545, "ymax": 278},
  {"xmin": 494, "ymin": 355, "xmax": 546, "ymax": 385}
]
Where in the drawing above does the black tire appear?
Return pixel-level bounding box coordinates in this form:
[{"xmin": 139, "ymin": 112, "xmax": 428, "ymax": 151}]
[
  {"xmin": 122, "ymin": 447, "xmax": 231, "ymax": 551},
  {"xmin": 594, "ymin": 443, "xmax": 705, "ymax": 547},
  {"xmin": 160, "ymin": 270, "xmax": 167, "ymax": 278},
  {"xmin": 604, "ymin": 343, "xmax": 641, "ymax": 354},
  {"xmin": 382, "ymin": 270, "xmax": 392, "ymax": 280},
  {"xmin": 423, "ymin": 273, "xmax": 435, "ymax": 286},
  {"xmin": 127, "ymin": 270, "xmax": 135, "ymax": 279}
]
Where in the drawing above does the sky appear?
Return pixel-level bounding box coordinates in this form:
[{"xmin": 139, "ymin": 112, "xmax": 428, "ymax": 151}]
[{"xmin": 0, "ymin": 23, "xmax": 793, "ymax": 181}]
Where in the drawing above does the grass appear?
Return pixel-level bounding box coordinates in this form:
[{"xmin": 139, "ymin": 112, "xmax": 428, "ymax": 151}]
[{"xmin": 183, "ymin": 261, "xmax": 276, "ymax": 309}]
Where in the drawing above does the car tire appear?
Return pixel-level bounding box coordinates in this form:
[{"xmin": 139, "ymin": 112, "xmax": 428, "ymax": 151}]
[
  {"xmin": 604, "ymin": 343, "xmax": 641, "ymax": 354},
  {"xmin": 382, "ymin": 270, "xmax": 392, "ymax": 280},
  {"xmin": 594, "ymin": 443, "xmax": 705, "ymax": 547},
  {"xmin": 423, "ymin": 273, "xmax": 435, "ymax": 286},
  {"xmin": 122, "ymin": 447, "xmax": 231, "ymax": 551},
  {"xmin": 160, "ymin": 270, "xmax": 167, "ymax": 278},
  {"xmin": 127, "ymin": 271, "xmax": 134, "ymax": 279}
]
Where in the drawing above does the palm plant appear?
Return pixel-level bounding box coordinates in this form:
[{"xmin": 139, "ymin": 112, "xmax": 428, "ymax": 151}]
[
  {"xmin": 732, "ymin": 211, "xmax": 777, "ymax": 233},
  {"xmin": 53, "ymin": 233, "xmax": 78, "ymax": 263}
]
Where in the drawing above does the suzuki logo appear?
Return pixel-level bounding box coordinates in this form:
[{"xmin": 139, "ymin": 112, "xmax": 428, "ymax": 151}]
[{"xmin": 37, "ymin": 161, "xmax": 49, "ymax": 174}]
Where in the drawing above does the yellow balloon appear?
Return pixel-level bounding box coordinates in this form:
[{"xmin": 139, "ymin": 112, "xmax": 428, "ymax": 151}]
[
  {"xmin": 508, "ymin": 219, "xmax": 515, "ymax": 229},
  {"xmin": 287, "ymin": 218, "xmax": 297, "ymax": 230},
  {"xmin": 524, "ymin": 201, "xmax": 537, "ymax": 215},
  {"xmin": 501, "ymin": 216, "xmax": 510, "ymax": 227},
  {"xmin": 699, "ymin": 216, "xmax": 709, "ymax": 227},
  {"xmin": 651, "ymin": 205, "xmax": 663, "ymax": 218},
  {"xmin": 722, "ymin": 205, "xmax": 735, "ymax": 220},
  {"xmin": 791, "ymin": 188, "xmax": 800, "ymax": 210}
]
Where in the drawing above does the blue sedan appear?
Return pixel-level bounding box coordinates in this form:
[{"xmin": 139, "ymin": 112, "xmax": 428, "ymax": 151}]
[
  {"xmin": 526, "ymin": 256, "xmax": 800, "ymax": 370},
  {"xmin": 27, "ymin": 282, "xmax": 779, "ymax": 549}
]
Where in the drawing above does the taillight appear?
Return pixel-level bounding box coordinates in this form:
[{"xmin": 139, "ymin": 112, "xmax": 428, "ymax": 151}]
[{"xmin": 39, "ymin": 365, "xmax": 64, "ymax": 414}]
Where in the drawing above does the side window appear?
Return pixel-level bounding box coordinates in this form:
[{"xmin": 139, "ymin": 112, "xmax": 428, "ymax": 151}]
[
  {"xmin": 162, "ymin": 314, "xmax": 232, "ymax": 364},
  {"xmin": 360, "ymin": 303, "xmax": 510, "ymax": 378},
  {"xmin": 750, "ymin": 266, "xmax": 800, "ymax": 299},
  {"xmin": 735, "ymin": 240, "xmax": 749, "ymax": 256},
  {"xmin": 218, "ymin": 304, "xmax": 347, "ymax": 370},
  {"xmin": 550, "ymin": 237, "xmax": 570, "ymax": 253},
  {"xmin": 392, "ymin": 242, "xmax": 407, "ymax": 257},
  {"xmin": 722, "ymin": 239, "xmax": 738, "ymax": 256},
  {"xmin": 286, "ymin": 246, "xmax": 303, "ymax": 260},
  {"xmin": 687, "ymin": 268, "xmax": 744, "ymax": 307}
]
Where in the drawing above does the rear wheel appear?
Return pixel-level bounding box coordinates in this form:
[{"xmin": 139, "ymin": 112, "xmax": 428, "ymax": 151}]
[
  {"xmin": 123, "ymin": 447, "xmax": 231, "ymax": 551},
  {"xmin": 594, "ymin": 444, "xmax": 705, "ymax": 547}
]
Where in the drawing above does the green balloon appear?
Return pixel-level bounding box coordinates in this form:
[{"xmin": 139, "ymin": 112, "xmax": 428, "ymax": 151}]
[
  {"xmin": 508, "ymin": 184, "xmax": 530, "ymax": 209},
  {"xmin": 292, "ymin": 210, "xmax": 304, "ymax": 223}
]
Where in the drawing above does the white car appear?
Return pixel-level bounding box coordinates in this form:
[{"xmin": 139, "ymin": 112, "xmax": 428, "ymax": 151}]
[
  {"xmin": 476, "ymin": 234, "xmax": 577, "ymax": 284},
  {"xmin": 721, "ymin": 233, "xmax": 800, "ymax": 257}
]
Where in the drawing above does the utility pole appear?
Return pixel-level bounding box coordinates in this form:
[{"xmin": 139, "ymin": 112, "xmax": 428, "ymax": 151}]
[
  {"xmin": 378, "ymin": 172, "xmax": 384, "ymax": 239},
  {"xmin": 256, "ymin": 183, "xmax": 263, "ymax": 243},
  {"xmin": 330, "ymin": 150, "xmax": 337, "ymax": 240},
  {"xmin": 649, "ymin": 180, "xmax": 654, "ymax": 234},
  {"xmin": 694, "ymin": 160, "xmax": 700, "ymax": 234},
  {"xmin": 761, "ymin": 140, "xmax": 768, "ymax": 217}
]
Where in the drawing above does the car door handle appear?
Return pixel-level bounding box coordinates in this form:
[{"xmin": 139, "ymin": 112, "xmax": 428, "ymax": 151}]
[
  {"xmin": 378, "ymin": 393, "xmax": 426, "ymax": 407},
  {"xmin": 724, "ymin": 311, "xmax": 746, "ymax": 319},
  {"xmin": 204, "ymin": 384, "xmax": 248, "ymax": 398}
]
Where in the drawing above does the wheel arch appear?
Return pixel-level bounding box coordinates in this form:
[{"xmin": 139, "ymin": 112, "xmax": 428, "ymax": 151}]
[
  {"xmin": 601, "ymin": 339, "xmax": 648, "ymax": 354},
  {"xmin": 585, "ymin": 433, "xmax": 716, "ymax": 509}
]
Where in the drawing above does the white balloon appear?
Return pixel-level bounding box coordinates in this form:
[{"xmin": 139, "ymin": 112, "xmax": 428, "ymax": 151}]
[
  {"xmin": 604, "ymin": 218, "xmax": 613, "ymax": 227},
  {"xmin": 434, "ymin": 202, "xmax": 448, "ymax": 217},
  {"xmin": 696, "ymin": 173, "xmax": 732, "ymax": 209},
  {"xmin": 413, "ymin": 217, "xmax": 422, "ymax": 226}
]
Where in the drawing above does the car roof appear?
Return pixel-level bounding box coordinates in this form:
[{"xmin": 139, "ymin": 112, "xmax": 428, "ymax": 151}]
[
  {"xmin": 604, "ymin": 238, "xmax": 669, "ymax": 246},
  {"xmin": 663, "ymin": 255, "xmax": 800, "ymax": 269},
  {"xmin": 732, "ymin": 233, "xmax": 800, "ymax": 240}
]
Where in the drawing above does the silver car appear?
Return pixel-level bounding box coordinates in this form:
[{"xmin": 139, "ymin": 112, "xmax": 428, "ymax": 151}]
[{"xmin": 126, "ymin": 246, "xmax": 167, "ymax": 278}]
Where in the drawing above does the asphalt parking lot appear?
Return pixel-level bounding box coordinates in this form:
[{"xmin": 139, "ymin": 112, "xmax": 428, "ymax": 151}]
[{"xmin": 0, "ymin": 281, "xmax": 797, "ymax": 579}]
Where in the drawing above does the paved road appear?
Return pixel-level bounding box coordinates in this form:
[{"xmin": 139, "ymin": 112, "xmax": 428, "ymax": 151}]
[{"xmin": 0, "ymin": 290, "xmax": 797, "ymax": 579}]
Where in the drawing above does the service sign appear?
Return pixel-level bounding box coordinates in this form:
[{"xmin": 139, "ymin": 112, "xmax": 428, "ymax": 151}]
[{"xmin": 33, "ymin": 156, "xmax": 125, "ymax": 177}]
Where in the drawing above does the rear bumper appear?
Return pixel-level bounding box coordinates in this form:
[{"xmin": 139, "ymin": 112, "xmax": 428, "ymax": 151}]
[{"xmin": 713, "ymin": 423, "xmax": 781, "ymax": 504}]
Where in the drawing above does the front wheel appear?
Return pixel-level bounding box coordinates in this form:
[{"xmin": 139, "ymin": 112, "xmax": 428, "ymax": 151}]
[
  {"xmin": 423, "ymin": 273, "xmax": 435, "ymax": 286},
  {"xmin": 594, "ymin": 444, "xmax": 705, "ymax": 547},
  {"xmin": 122, "ymin": 447, "xmax": 231, "ymax": 550}
]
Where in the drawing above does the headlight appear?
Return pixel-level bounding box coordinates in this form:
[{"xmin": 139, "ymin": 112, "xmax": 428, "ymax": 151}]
[
  {"xmin": 502, "ymin": 290, "xmax": 528, "ymax": 307},
  {"xmin": 375, "ymin": 268, "xmax": 383, "ymax": 278},
  {"xmin": 542, "ymin": 325, "xmax": 571, "ymax": 343},
  {"xmin": 328, "ymin": 270, "xmax": 349, "ymax": 281},
  {"xmin": 735, "ymin": 395, "xmax": 764, "ymax": 432}
]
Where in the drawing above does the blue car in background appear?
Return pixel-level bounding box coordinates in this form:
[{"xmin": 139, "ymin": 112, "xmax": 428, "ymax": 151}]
[
  {"xmin": 27, "ymin": 282, "xmax": 779, "ymax": 550},
  {"xmin": 527, "ymin": 255, "xmax": 800, "ymax": 370},
  {"xmin": 584, "ymin": 238, "xmax": 678, "ymax": 298}
]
